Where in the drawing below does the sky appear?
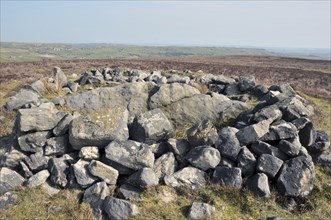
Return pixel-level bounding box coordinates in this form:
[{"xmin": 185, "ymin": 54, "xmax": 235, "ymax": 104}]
[{"xmin": 0, "ymin": 1, "xmax": 330, "ymax": 49}]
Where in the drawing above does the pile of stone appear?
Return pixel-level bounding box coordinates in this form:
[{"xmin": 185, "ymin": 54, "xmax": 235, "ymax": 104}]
[{"xmin": 1, "ymin": 67, "xmax": 330, "ymax": 219}]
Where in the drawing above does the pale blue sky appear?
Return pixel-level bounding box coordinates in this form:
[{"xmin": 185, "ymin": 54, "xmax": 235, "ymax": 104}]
[{"xmin": 1, "ymin": 1, "xmax": 330, "ymax": 48}]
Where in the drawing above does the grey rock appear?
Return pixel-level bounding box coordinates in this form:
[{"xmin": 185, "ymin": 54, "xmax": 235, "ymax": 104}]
[
  {"xmin": 52, "ymin": 97, "xmax": 65, "ymax": 106},
  {"xmin": 24, "ymin": 151, "xmax": 49, "ymax": 172},
  {"xmin": 309, "ymin": 141, "xmax": 330, "ymax": 155},
  {"xmin": 88, "ymin": 160, "xmax": 119, "ymax": 185},
  {"xmin": 41, "ymin": 181, "xmax": 60, "ymax": 196},
  {"xmin": 277, "ymin": 156, "xmax": 315, "ymax": 197},
  {"xmin": 83, "ymin": 182, "xmax": 110, "ymax": 219},
  {"xmin": 53, "ymin": 114, "xmax": 73, "ymax": 136},
  {"xmin": 149, "ymin": 83, "xmax": 200, "ymax": 109},
  {"xmin": 186, "ymin": 146, "xmax": 221, "ymax": 171},
  {"xmin": 261, "ymin": 121, "xmax": 298, "ymax": 141},
  {"xmin": 200, "ymin": 74, "xmax": 235, "ymax": 85},
  {"xmin": 0, "ymin": 191, "xmax": 18, "ymax": 211},
  {"xmin": 19, "ymin": 161, "xmax": 33, "ymax": 178},
  {"xmin": 212, "ymin": 166, "xmax": 242, "ymax": 189},
  {"xmin": 253, "ymin": 85, "xmax": 269, "ymax": 97},
  {"xmin": 117, "ymin": 183, "xmax": 143, "ymax": 201},
  {"xmin": 148, "ymin": 142, "xmax": 169, "ymax": 158},
  {"xmin": 153, "ymin": 152, "xmax": 177, "ymax": 182},
  {"xmin": 52, "ymin": 66, "xmax": 67, "ymax": 89},
  {"xmin": 164, "ymin": 167, "xmax": 207, "ymax": 189},
  {"xmin": 27, "ymin": 80, "xmax": 46, "ymax": 95},
  {"xmin": 26, "ymin": 170, "xmax": 50, "ymax": 188},
  {"xmin": 101, "ymin": 156, "xmax": 135, "ymax": 176},
  {"xmin": 5, "ymin": 88, "xmax": 39, "ymax": 110},
  {"xmin": 254, "ymin": 105, "xmax": 282, "ymax": 122},
  {"xmin": 72, "ymin": 159, "xmax": 98, "ymax": 188},
  {"xmin": 298, "ymin": 121, "xmax": 316, "ymax": 147},
  {"xmin": 278, "ymin": 138, "xmax": 301, "ymax": 157},
  {"xmin": 67, "ymin": 81, "xmax": 79, "ymax": 92},
  {"xmin": 187, "ymin": 120, "xmax": 218, "ymax": 147},
  {"xmin": 224, "ymin": 84, "xmax": 241, "ymax": 95},
  {"xmin": 0, "ymin": 148, "xmax": 27, "ymax": 169},
  {"xmin": 79, "ymin": 146, "xmax": 100, "ymax": 160},
  {"xmin": 256, "ymin": 154, "xmax": 283, "ymax": 178},
  {"xmin": 216, "ymin": 126, "xmax": 241, "ymax": 161},
  {"xmin": 0, "ymin": 168, "xmax": 25, "ymax": 195},
  {"xmin": 246, "ymin": 173, "xmax": 271, "ymax": 198},
  {"xmin": 45, "ymin": 135, "xmax": 72, "ymax": 156},
  {"xmin": 105, "ymin": 140, "xmax": 155, "ymax": 171},
  {"xmin": 315, "ymin": 130, "xmax": 329, "ymax": 142},
  {"xmin": 188, "ymin": 202, "xmax": 216, "ymax": 220},
  {"xmin": 219, "ymin": 157, "xmax": 236, "ymax": 168},
  {"xmin": 48, "ymin": 157, "xmax": 69, "ymax": 188},
  {"xmin": 167, "ymin": 74, "xmax": 190, "ymax": 84},
  {"xmin": 130, "ymin": 108, "xmax": 174, "ymax": 144},
  {"xmin": 236, "ymin": 120, "xmax": 272, "ymax": 145},
  {"xmin": 237, "ymin": 147, "xmax": 257, "ymax": 177},
  {"xmin": 69, "ymin": 107, "xmax": 129, "ymax": 149},
  {"xmin": 278, "ymin": 97, "xmax": 313, "ymax": 121},
  {"xmin": 209, "ymin": 84, "xmax": 226, "ymax": 93},
  {"xmin": 103, "ymin": 197, "xmax": 139, "ymax": 220},
  {"xmin": 238, "ymin": 75, "xmax": 255, "ymax": 92},
  {"xmin": 316, "ymin": 148, "xmax": 331, "ymax": 167},
  {"xmin": 18, "ymin": 108, "xmax": 60, "ymax": 132},
  {"xmin": 167, "ymin": 138, "xmax": 191, "ymax": 157},
  {"xmin": 292, "ymin": 117, "xmax": 310, "ymax": 130},
  {"xmin": 127, "ymin": 168, "xmax": 158, "ymax": 189}
]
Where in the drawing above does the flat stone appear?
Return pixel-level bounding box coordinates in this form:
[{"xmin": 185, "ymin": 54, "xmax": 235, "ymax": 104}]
[
  {"xmin": 103, "ymin": 197, "xmax": 139, "ymax": 220},
  {"xmin": 164, "ymin": 167, "xmax": 207, "ymax": 189},
  {"xmin": 72, "ymin": 159, "xmax": 98, "ymax": 188},
  {"xmin": 256, "ymin": 154, "xmax": 283, "ymax": 178},
  {"xmin": 26, "ymin": 170, "xmax": 50, "ymax": 188},
  {"xmin": 88, "ymin": 160, "xmax": 119, "ymax": 185},
  {"xmin": 18, "ymin": 108, "xmax": 60, "ymax": 132},
  {"xmin": 212, "ymin": 166, "xmax": 242, "ymax": 189},
  {"xmin": 0, "ymin": 168, "xmax": 25, "ymax": 195},
  {"xmin": 236, "ymin": 120, "xmax": 272, "ymax": 145},
  {"xmin": 18, "ymin": 131, "xmax": 51, "ymax": 153}
]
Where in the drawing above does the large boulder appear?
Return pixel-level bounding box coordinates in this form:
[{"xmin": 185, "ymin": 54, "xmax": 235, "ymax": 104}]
[
  {"xmin": 5, "ymin": 88, "xmax": 39, "ymax": 110},
  {"xmin": 164, "ymin": 167, "xmax": 207, "ymax": 189},
  {"xmin": 0, "ymin": 168, "xmax": 25, "ymax": 195},
  {"xmin": 18, "ymin": 131, "xmax": 51, "ymax": 153},
  {"xmin": 186, "ymin": 120, "xmax": 218, "ymax": 147},
  {"xmin": 212, "ymin": 166, "xmax": 242, "ymax": 189},
  {"xmin": 246, "ymin": 173, "xmax": 271, "ymax": 198},
  {"xmin": 129, "ymin": 109, "xmax": 174, "ymax": 144},
  {"xmin": 153, "ymin": 152, "xmax": 177, "ymax": 182},
  {"xmin": 104, "ymin": 140, "xmax": 154, "ymax": 171},
  {"xmin": 69, "ymin": 107, "xmax": 129, "ymax": 149},
  {"xmin": 238, "ymin": 75, "xmax": 255, "ymax": 92},
  {"xmin": 103, "ymin": 197, "xmax": 139, "ymax": 220},
  {"xmin": 237, "ymin": 147, "xmax": 257, "ymax": 177},
  {"xmin": 186, "ymin": 146, "xmax": 221, "ymax": 171},
  {"xmin": 236, "ymin": 120, "xmax": 272, "ymax": 145},
  {"xmin": 277, "ymin": 156, "xmax": 315, "ymax": 197},
  {"xmin": 52, "ymin": 67, "xmax": 67, "ymax": 89},
  {"xmin": 256, "ymin": 154, "xmax": 283, "ymax": 178},
  {"xmin": 126, "ymin": 168, "xmax": 158, "ymax": 189},
  {"xmin": 216, "ymin": 127, "xmax": 241, "ymax": 161}
]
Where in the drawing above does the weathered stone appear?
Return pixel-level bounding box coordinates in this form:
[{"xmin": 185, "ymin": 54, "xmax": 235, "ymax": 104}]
[
  {"xmin": 0, "ymin": 191, "xmax": 18, "ymax": 211},
  {"xmin": 187, "ymin": 120, "xmax": 218, "ymax": 147},
  {"xmin": 316, "ymin": 148, "xmax": 331, "ymax": 167},
  {"xmin": 88, "ymin": 160, "xmax": 119, "ymax": 185},
  {"xmin": 167, "ymin": 138, "xmax": 191, "ymax": 157},
  {"xmin": 101, "ymin": 156, "xmax": 135, "ymax": 176},
  {"xmin": 298, "ymin": 121, "xmax": 316, "ymax": 147},
  {"xmin": 26, "ymin": 170, "xmax": 50, "ymax": 188},
  {"xmin": 216, "ymin": 126, "xmax": 241, "ymax": 161},
  {"xmin": 224, "ymin": 84, "xmax": 241, "ymax": 95},
  {"xmin": 153, "ymin": 152, "xmax": 177, "ymax": 182},
  {"xmin": 249, "ymin": 141, "xmax": 288, "ymax": 160},
  {"xmin": 17, "ymin": 131, "xmax": 51, "ymax": 153},
  {"xmin": 186, "ymin": 146, "xmax": 221, "ymax": 171},
  {"xmin": 253, "ymin": 85, "xmax": 269, "ymax": 97},
  {"xmin": 69, "ymin": 107, "xmax": 129, "ymax": 149},
  {"xmin": 45, "ymin": 135, "xmax": 72, "ymax": 156},
  {"xmin": 41, "ymin": 181, "xmax": 60, "ymax": 196},
  {"xmin": 166, "ymin": 74, "xmax": 190, "ymax": 84},
  {"xmin": 278, "ymin": 97, "xmax": 313, "ymax": 121},
  {"xmin": 19, "ymin": 161, "xmax": 33, "ymax": 178},
  {"xmin": 27, "ymin": 80, "xmax": 46, "ymax": 95},
  {"xmin": 52, "ymin": 97, "xmax": 65, "ymax": 106},
  {"xmin": 277, "ymin": 156, "xmax": 315, "ymax": 197},
  {"xmin": 237, "ymin": 147, "xmax": 257, "ymax": 177},
  {"xmin": 238, "ymin": 75, "xmax": 255, "ymax": 92},
  {"xmin": 236, "ymin": 120, "xmax": 272, "ymax": 145},
  {"xmin": 261, "ymin": 121, "xmax": 298, "ymax": 141},
  {"xmin": 315, "ymin": 130, "xmax": 329, "ymax": 142},
  {"xmin": 256, "ymin": 154, "xmax": 283, "ymax": 178},
  {"xmin": 52, "ymin": 66, "xmax": 67, "ymax": 89},
  {"xmin": 5, "ymin": 88, "xmax": 39, "ymax": 110},
  {"xmin": 209, "ymin": 84, "xmax": 226, "ymax": 93},
  {"xmin": 18, "ymin": 108, "xmax": 60, "ymax": 132},
  {"xmin": 127, "ymin": 168, "xmax": 158, "ymax": 189},
  {"xmin": 0, "ymin": 148, "xmax": 27, "ymax": 169},
  {"xmin": 148, "ymin": 142, "xmax": 169, "ymax": 158},
  {"xmin": 246, "ymin": 173, "xmax": 271, "ymax": 198},
  {"xmin": 212, "ymin": 166, "xmax": 242, "ymax": 189},
  {"xmin": 164, "ymin": 167, "xmax": 206, "ymax": 189},
  {"xmin": 83, "ymin": 182, "xmax": 110, "ymax": 219},
  {"xmin": 199, "ymin": 74, "xmax": 235, "ymax": 85},
  {"xmin": 309, "ymin": 141, "xmax": 330, "ymax": 155},
  {"xmin": 72, "ymin": 159, "xmax": 98, "ymax": 188},
  {"xmin": 292, "ymin": 117, "xmax": 310, "ymax": 130},
  {"xmin": 48, "ymin": 157, "xmax": 69, "ymax": 188},
  {"xmin": 103, "ymin": 197, "xmax": 139, "ymax": 220},
  {"xmin": 219, "ymin": 157, "xmax": 236, "ymax": 168},
  {"xmin": 130, "ymin": 108, "xmax": 174, "ymax": 144},
  {"xmin": 67, "ymin": 81, "xmax": 79, "ymax": 92},
  {"xmin": 105, "ymin": 140, "xmax": 154, "ymax": 171},
  {"xmin": 117, "ymin": 183, "xmax": 143, "ymax": 201},
  {"xmin": 79, "ymin": 146, "xmax": 100, "ymax": 160},
  {"xmin": 0, "ymin": 168, "xmax": 25, "ymax": 195},
  {"xmin": 254, "ymin": 105, "xmax": 282, "ymax": 123},
  {"xmin": 53, "ymin": 114, "xmax": 73, "ymax": 136},
  {"xmin": 278, "ymin": 138, "xmax": 301, "ymax": 157},
  {"xmin": 188, "ymin": 202, "xmax": 216, "ymax": 220},
  {"xmin": 24, "ymin": 151, "xmax": 49, "ymax": 172},
  {"xmin": 149, "ymin": 83, "xmax": 200, "ymax": 109}
]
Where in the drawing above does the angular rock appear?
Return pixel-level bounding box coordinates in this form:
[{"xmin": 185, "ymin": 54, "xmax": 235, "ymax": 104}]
[
  {"xmin": 298, "ymin": 121, "xmax": 316, "ymax": 147},
  {"xmin": 52, "ymin": 66, "xmax": 67, "ymax": 89},
  {"xmin": 26, "ymin": 170, "xmax": 50, "ymax": 188},
  {"xmin": 188, "ymin": 202, "xmax": 216, "ymax": 220},
  {"xmin": 148, "ymin": 142, "xmax": 169, "ymax": 158},
  {"xmin": 278, "ymin": 97, "xmax": 313, "ymax": 121},
  {"xmin": 69, "ymin": 107, "xmax": 129, "ymax": 149},
  {"xmin": 292, "ymin": 117, "xmax": 310, "ymax": 130},
  {"xmin": 27, "ymin": 80, "xmax": 46, "ymax": 95},
  {"xmin": 277, "ymin": 156, "xmax": 315, "ymax": 197},
  {"xmin": 153, "ymin": 152, "xmax": 177, "ymax": 182},
  {"xmin": 187, "ymin": 120, "xmax": 218, "ymax": 147},
  {"xmin": 130, "ymin": 108, "xmax": 174, "ymax": 144},
  {"xmin": 237, "ymin": 147, "xmax": 257, "ymax": 177},
  {"xmin": 24, "ymin": 151, "xmax": 49, "ymax": 172},
  {"xmin": 278, "ymin": 138, "xmax": 301, "ymax": 157},
  {"xmin": 103, "ymin": 197, "xmax": 139, "ymax": 220},
  {"xmin": 19, "ymin": 161, "xmax": 33, "ymax": 178},
  {"xmin": 41, "ymin": 181, "xmax": 60, "ymax": 196},
  {"xmin": 18, "ymin": 131, "xmax": 51, "ymax": 153},
  {"xmin": 316, "ymin": 148, "xmax": 331, "ymax": 167},
  {"xmin": 79, "ymin": 146, "xmax": 100, "ymax": 160},
  {"xmin": 0, "ymin": 191, "xmax": 18, "ymax": 211},
  {"xmin": 0, "ymin": 148, "xmax": 27, "ymax": 169},
  {"xmin": 249, "ymin": 141, "xmax": 288, "ymax": 161},
  {"xmin": 105, "ymin": 140, "xmax": 154, "ymax": 171},
  {"xmin": 253, "ymin": 85, "xmax": 269, "ymax": 97},
  {"xmin": 216, "ymin": 126, "xmax": 241, "ymax": 161},
  {"xmin": 117, "ymin": 183, "xmax": 143, "ymax": 201},
  {"xmin": 166, "ymin": 74, "xmax": 190, "ymax": 84},
  {"xmin": 186, "ymin": 146, "xmax": 221, "ymax": 171},
  {"xmin": 315, "ymin": 130, "xmax": 329, "ymax": 142},
  {"xmin": 199, "ymin": 74, "xmax": 235, "ymax": 85},
  {"xmin": 127, "ymin": 168, "xmax": 158, "ymax": 189},
  {"xmin": 238, "ymin": 75, "xmax": 255, "ymax": 92},
  {"xmin": 254, "ymin": 105, "xmax": 282, "ymax": 123},
  {"xmin": 0, "ymin": 168, "xmax": 25, "ymax": 195},
  {"xmin": 18, "ymin": 108, "xmax": 60, "ymax": 132},
  {"xmin": 83, "ymin": 182, "xmax": 110, "ymax": 219},
  {"xmin": 48, "ymin": 157, "xmax": 69, "ymax": 188},
  {"xmin": 256, "ymin": 154, "xmax": 283, "ymax": 178},
  {"xmin": 167, "ymin": 138, "xmax": 191, "ymax": 158},
  {"xmin": 236, "ymin": 119, "xmax": 272, "ymax": 145},
  {"xmin": 5, "ymin": 88, "xmax": 39, "ymax": 110},
  {"xmin": 45, "ymin": 135, "xmax": 72, "ymax": 156},
  {"xmin": 219, "ymin": 157, "xmax": 236, "ymax": 168},
  {"xmin": 246, "ymin": 173, "xmax": 271, "ymax": 198},
  {"xmin": 212, "ymin": 166, "xmax": 242, "ymax": 189},
  {"xmin": 88, "ymin": 160, "xmax": 119, "ymax": 185},
  {"xmin": 72, "ymin": 159, "xmax": 98, "ymax": 188},
  {"xmin": 53, "ymin": 114, "xmax": 73, "ymax": 136},
  {"xmin": 67, "ymin": 81, "xmax": 79, "ymax": 92},
  {"xmin": 164, "ymin": 167, "xmax": 207, "ymax": 189},
  {"xmin": 224, "ymin": 84, "xmax": 241, "ymax": 95},
  {"xmin": 261, "ymin": 121, "xmax": 298, "ymax": 141}
]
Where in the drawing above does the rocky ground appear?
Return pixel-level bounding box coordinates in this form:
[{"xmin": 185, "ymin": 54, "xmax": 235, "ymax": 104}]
[{"xmin": 0, "ymin": 65, "xmax": 330, "ymax": 219}]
